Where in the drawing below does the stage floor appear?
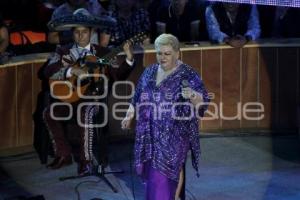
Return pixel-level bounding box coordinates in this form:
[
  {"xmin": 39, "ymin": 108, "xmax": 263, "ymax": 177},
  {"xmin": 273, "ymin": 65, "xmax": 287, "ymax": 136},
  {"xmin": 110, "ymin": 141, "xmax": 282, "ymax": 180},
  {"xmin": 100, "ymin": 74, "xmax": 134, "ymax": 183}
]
[{"xmin": 1, "ymin": 134, "xmax": 300, "ymax": 200}]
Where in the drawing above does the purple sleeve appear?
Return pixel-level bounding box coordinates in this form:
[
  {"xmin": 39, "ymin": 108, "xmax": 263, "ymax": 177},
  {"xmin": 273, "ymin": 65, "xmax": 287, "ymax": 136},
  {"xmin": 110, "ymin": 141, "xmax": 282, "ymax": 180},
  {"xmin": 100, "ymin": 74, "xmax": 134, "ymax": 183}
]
[
  {"xmin": 188, "ymin": 71, "xmax": 210, "ymax": 117},
  {"xmin": 130, "ymin": 68, "xmax": 150, "ymax": 107}
]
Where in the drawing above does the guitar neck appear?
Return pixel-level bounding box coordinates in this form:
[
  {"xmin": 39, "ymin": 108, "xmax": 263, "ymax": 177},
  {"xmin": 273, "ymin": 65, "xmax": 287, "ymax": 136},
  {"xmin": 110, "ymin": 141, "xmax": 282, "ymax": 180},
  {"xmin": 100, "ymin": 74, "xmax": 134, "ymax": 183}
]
[
  {"xmin": 101, "ymin": 32, "xmax": 147, "ymax": 61},
  {"xmin": 102, "ymin": 45, "xmax": 123, "ymax": 61}
]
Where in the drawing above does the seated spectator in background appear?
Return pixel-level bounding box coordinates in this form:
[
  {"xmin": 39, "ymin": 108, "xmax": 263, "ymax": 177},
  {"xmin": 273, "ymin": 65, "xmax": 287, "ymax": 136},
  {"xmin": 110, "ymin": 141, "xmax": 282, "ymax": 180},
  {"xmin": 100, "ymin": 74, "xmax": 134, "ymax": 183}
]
[
  {"xmin": 257, "ymin": 5, "xmax": 274, "ymax": 39},
  {"xmin": 271, "ymin": 6, "xmax": 300, "ymax": 38},
  {"xmin": 155, "ymin": 0, "xmax": 208, "ymax": 42},
  {"xmin": 142, "ymin": 0, "xmax": 169, "ymax": 43},
  {"xmin": 206, "ymin": 2, "xmax": 260, "ymax": 48},
  {"xmin": 0, "ymin": 17, "xmax": 9, "ymax": 54},
  {"xmin": 48, "ymin": 0, "xmax": 106, "ymax": 45},
  {"xmin": 101, "ymin": 0, "xmax": 150, "ymax": 47},
  {"xmin": 0, "ymin": 13, "xmax": 10, "ymax": 63},
  {"xmin": 259, "ymin": 5, "xmax": 300, "ymax": 39},
  {"xmin": 36, "ymin": 0, "xmax": 62, "ymax": 32},
  {"xmin": 0, "ymin": 1, "xmax": 58, "ymax": 56}
]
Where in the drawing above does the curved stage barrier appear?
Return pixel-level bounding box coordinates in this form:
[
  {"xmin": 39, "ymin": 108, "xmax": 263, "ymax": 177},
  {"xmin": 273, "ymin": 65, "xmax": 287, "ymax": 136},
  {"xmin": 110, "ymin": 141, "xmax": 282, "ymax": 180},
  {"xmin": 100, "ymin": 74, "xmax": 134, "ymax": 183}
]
[{"xmin": 0, "ymin": 39, "xmax": 299, "ymax": 151}]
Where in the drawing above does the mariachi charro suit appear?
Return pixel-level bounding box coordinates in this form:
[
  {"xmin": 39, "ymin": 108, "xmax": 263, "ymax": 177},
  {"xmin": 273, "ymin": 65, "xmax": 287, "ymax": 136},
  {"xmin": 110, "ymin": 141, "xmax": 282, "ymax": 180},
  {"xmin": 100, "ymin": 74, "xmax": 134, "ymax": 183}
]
[{"xmin": 43, "ymin": 43, "xmax": 134, "ymax": 174}]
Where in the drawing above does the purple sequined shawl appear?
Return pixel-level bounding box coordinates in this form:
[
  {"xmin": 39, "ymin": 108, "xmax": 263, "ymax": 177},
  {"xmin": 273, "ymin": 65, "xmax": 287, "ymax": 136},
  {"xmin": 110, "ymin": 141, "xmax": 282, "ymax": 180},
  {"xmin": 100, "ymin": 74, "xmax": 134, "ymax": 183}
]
[{"xmin": 132, "ymin": 62, "xmax": 209, "ymax": 181}]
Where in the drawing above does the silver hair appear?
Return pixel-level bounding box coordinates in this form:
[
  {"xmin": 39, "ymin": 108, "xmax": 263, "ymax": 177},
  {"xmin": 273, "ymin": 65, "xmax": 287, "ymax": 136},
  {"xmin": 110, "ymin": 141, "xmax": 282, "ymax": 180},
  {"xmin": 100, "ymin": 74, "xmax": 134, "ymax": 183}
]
[{"xmin": 154, "ymin": 33, "xmax": 180, "ymax": 51}]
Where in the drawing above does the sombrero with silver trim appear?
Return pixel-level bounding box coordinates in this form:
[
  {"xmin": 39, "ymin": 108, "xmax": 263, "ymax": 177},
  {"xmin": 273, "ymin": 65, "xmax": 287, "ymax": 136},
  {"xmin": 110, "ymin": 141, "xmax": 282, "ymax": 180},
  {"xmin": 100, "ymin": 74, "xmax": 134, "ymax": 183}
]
[{"xmin": 47, "ymin": 8, "xmax": 116, "ymax": 31}]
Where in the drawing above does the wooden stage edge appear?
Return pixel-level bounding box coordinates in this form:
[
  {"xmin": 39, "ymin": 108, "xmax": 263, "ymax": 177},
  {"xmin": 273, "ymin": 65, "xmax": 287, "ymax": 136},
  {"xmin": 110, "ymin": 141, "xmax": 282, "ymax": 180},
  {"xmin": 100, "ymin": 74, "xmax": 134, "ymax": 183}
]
[{"xmin": 0, "ymin": 39, "xmax": 299, "ymax": 151}]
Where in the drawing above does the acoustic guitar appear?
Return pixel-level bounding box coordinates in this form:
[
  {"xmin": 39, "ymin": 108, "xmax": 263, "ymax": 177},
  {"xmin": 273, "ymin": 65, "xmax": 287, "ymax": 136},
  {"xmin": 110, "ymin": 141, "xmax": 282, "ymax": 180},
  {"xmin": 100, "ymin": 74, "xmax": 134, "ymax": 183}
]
[{"xmin": 49, "ymin": 32, "xmax": 148, "ymax": 103}]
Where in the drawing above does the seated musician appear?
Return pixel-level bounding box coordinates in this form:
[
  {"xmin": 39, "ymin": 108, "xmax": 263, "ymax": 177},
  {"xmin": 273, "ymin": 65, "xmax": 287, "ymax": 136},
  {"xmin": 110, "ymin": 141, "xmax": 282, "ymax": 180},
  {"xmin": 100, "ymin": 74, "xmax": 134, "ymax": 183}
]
[{"xmin": 43, "ymin": 8, "xmax": 135, "ymax": 176}]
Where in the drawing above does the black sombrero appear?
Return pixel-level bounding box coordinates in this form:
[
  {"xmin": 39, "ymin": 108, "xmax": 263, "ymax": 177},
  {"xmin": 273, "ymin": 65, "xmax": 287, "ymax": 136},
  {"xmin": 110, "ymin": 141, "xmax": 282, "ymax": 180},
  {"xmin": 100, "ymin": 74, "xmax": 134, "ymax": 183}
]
[{"xmin": 47, "ymin": 8, "xmax": 116, "ymax": 31}]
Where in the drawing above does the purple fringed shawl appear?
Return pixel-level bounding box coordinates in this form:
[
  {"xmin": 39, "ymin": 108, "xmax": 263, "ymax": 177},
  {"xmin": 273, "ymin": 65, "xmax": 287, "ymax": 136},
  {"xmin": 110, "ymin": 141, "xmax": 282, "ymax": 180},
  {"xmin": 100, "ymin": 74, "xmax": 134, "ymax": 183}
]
[{"xmin": 132, "ymin": 62, "xmax": 209, "ymax": 181}]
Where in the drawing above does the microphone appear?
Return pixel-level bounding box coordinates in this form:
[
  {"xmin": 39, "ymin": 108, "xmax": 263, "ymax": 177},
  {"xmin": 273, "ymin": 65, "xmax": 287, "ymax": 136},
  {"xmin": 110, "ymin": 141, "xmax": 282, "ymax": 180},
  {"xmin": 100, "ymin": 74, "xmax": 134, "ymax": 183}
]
[
  {"xmin": 182, "ymin": 80, "xmax": 197, "ymax": 99},
  {"xmin": 181, "ymin": 80, "xmax": 189, "ymax": 99},
  {"xmin": 181, "ymin": 80, "xmax": 189, "ymax": 88}
]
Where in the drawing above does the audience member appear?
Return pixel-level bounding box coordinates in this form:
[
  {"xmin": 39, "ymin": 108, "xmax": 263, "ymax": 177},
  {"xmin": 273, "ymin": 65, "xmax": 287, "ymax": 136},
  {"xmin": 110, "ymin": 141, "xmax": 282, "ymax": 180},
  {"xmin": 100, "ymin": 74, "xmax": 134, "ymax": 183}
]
[
  {"xmin": 259, "ymin": 5, "xmax": 300, "ymax": 38},
  {"xmin": 271, "ymin": 6, "xmax": 300, "ymax": 38},
  {"xmin": 155, "ymin": 0, "xmax": 208, "ymax": 42},
  {"xmin": 0, "ymin": 15, "xmax": 9, "ymax": 54},
  {"xmin": 0, "ymin": 13, "xmax": 10, "ymax": 63},
  {"xmin": 101, "ymin": 0, "xmax": 150, "ymax": 47},
  {"xmin": 206, "ymin": 2, "xmax": 260, "ymax": 48},
  {"xmin": 142, "ymin": 0, "xmax": 169, "ymax": 43}
]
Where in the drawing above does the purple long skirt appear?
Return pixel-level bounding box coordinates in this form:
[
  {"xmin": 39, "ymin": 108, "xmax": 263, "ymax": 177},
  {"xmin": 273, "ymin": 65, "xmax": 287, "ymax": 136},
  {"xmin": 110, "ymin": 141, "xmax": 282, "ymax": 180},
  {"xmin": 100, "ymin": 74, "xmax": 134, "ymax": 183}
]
[{"xmin": 138, "ymin": 162, "xmax": 178, "ymax": 200}]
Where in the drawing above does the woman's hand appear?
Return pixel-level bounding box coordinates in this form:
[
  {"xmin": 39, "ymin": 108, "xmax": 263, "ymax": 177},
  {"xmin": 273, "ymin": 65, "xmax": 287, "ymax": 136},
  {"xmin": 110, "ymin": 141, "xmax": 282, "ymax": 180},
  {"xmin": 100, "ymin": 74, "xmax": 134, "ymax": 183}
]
[
  {"xmin": 121, "ymin": 116, "xmax": 133, "ymax": 130},
  {"xmin": 182, "ymin": 87, "xmax": 196, "ymax": 99},
  {"xmin": 121, "ymin": 104, "xmax": 135, "ymax": 130},
  {"xmin": 182, "ymin": 87, "xmax": 204, "ymax": 105}
]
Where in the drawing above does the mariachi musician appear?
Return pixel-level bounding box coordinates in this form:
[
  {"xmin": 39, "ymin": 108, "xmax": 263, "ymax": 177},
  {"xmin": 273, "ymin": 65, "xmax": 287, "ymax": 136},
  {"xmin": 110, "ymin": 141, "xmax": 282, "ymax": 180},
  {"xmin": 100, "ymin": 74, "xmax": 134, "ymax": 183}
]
[{"xmin": 43, "ymin": 8, "xmax": 135, "ymax": 176}]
